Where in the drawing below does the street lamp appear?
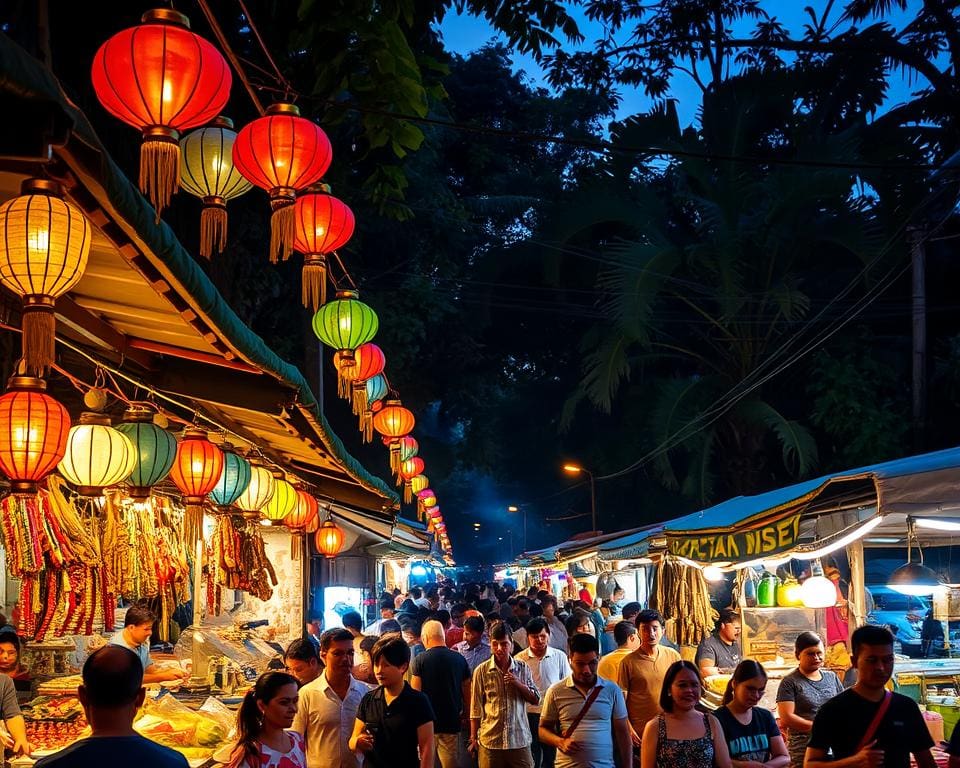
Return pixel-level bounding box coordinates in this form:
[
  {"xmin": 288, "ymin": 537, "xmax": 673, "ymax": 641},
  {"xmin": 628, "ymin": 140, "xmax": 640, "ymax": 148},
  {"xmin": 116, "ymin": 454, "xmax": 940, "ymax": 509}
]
[
  {"xmin": 507, "ymin": 505, "xmax": 526, "ymax": 553},
  {"xmin": 563, "ymin": 463, "xmax": 597, "ymax": 533}
]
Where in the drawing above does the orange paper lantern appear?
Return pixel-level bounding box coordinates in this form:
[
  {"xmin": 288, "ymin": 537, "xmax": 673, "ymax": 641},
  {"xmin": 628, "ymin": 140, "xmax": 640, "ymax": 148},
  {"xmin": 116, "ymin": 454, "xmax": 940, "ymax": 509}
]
[
  {"xmin": 315, "ymin": 517, "xmax": 345, "ymax": 558},
  {"xmin": 167, "ymin": 428, "xmax": 224, "ymax": 544},
  {"xmin": 0, "ymin": 375, "xmax": 70, "ymax": 494}
]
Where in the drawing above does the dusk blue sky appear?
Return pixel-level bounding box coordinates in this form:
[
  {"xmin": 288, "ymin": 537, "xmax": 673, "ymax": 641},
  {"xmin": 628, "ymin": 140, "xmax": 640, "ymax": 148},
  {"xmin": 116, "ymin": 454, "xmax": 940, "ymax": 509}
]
[{"xmin": 438, "ymin": 1, "xmax": 922, "ymax": 127}]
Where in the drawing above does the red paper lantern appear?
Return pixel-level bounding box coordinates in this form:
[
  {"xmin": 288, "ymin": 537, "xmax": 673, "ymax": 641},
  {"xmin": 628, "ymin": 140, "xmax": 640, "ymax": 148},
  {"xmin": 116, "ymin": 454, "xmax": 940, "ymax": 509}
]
[
  {"xmin": 294, "ymin": 185, "xmax": 355, "ymax": 310},
  {"xmin": 91, "ymin": 9, "xmax": 231, "ymax": 216},
  {"xmin": 0, "ymin": 375, "xmax": 70, "ymax": 494},
  {"xmin": 335, "ymin": 343, "xmax": 386, "ymax": 413},
  {"xmin": 399, "ymin": 457, "xmax": 425, "ymax": 481},
  {"xmin": 315, "ymin": 518, "xmax": 345, "ymax": 558},
  {"xmin": 233, "ymin": 103, "xmax": 332, "ymax": 262},
  {"xmin": 167, "ymin": 428, "xmax": 224, "ymax": 544}
]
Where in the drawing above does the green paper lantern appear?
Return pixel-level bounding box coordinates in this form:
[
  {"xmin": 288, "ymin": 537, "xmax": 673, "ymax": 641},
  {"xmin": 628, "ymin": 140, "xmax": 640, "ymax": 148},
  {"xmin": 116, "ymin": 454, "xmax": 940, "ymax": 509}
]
[
  {"xmin": 116, "ymin": 407, "xmax": 177, "ymax": 499},
  {"xmin": 311, "ymin": 289, "xmax": 378, "ymax": 351},
  {"xmin": 209, "ymin": 447, "xmax": 251, "ymax": 507}
]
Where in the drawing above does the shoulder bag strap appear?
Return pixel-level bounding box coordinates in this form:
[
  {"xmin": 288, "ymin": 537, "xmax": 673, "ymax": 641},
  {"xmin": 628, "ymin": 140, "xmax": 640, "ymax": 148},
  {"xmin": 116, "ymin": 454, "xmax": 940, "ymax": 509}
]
[
  {"xmin": 562, "ymin": 684, "xmax": 604, "ymax": 739},
  {"xmin": 855, "ymin": 691, "xmax": 893, "ymax": 752}
]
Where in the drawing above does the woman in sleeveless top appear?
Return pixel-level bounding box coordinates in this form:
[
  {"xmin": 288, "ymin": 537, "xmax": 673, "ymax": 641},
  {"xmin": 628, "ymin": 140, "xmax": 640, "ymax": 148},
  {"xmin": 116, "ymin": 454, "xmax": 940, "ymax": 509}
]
[{"xmin": 641, "ymin": 660, "xmax": 732, "ymax": 768}]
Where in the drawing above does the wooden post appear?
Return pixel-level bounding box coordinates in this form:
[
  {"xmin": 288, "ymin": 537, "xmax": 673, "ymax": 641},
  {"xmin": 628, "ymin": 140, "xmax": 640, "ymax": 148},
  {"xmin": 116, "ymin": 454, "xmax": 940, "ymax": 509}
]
[{"xmin": 911, "ymin": 227, "xmax": 927, "ymax": 452}]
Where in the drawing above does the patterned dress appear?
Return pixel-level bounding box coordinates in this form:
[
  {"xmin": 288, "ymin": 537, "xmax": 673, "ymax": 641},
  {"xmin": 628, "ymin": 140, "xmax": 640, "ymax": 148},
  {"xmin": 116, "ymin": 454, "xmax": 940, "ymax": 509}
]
[{"xmin": 655, "ymin": 713, "xmax": 715, "ymax": 768}]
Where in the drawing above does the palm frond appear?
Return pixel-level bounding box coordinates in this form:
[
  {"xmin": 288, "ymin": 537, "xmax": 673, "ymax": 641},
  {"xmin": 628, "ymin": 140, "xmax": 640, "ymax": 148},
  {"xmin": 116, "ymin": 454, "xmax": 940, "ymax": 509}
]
[{"xmin": 739, "ymin": 399, "xmax": 818, "ymax": 477}]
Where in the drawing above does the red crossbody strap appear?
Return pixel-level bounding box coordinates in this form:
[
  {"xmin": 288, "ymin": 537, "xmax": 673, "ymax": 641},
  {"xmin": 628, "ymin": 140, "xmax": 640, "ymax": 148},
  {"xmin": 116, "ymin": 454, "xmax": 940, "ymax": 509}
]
[
  {"xmin": 855, "ymin": 691, "xmax": 892, "ymax": 752},
  {"xmin": 562, "ymin": 685, "xmax": 604, "ymax": 739}
]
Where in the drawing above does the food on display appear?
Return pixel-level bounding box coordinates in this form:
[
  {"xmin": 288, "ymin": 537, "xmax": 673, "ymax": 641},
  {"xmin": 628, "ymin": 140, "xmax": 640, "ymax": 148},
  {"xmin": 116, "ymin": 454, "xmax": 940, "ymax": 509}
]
[
  {"xmin": 651, "ymin": 559, "xmax": 715, "ymax": 646},
  {"xmin": 210, "ymin": 515, "xmax": 277, "ymax": 604},
  {"xmin": 22, "ymin": 695, "xmax": 83, "ymax": 721},
  {"xmin": 26, "ymin": 714, "xmax": 88, "ymax": 753}
]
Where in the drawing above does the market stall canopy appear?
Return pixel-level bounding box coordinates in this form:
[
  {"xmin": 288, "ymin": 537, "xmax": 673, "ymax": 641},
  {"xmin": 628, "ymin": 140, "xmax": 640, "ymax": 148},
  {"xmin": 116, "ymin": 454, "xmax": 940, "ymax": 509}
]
[
  {"xmin": 515, "ymin": 527, "xmax": 658, "ymax": 570},
  {"xmin": 664, "ymin": 446, "xmax": 960, "ymax": 563},
  {"xmin": 366, "ymin": 517, "xmax": 433, "ymax": 559},
  {"xmin": 0, "ymin": 31, "xmax": 397, "ymax": 513}
]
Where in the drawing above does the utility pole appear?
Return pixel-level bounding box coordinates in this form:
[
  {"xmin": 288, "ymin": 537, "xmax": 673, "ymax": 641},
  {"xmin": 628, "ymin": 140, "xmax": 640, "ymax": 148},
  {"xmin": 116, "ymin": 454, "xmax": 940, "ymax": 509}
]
[{"xmin": 910, "ymin": 226, "xmax": 926, "ymax": 452}]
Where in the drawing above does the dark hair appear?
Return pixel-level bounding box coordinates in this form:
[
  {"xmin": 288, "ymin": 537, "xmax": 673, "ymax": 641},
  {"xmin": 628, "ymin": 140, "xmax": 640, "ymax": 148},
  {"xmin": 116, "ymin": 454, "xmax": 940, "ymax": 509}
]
[
  {"xmin": 525, "ymin": 617, "xmax": 549, "ymax": 636},
  {"xmin": 621, "ymin": 602, "xmax": 642, "ymax": 621},
  {"xmin": 541, "ymin": 595, "xmax": 557, "ymax": 610},
  {"xmin": 660, "ymin": 660, "xmax": 702, "ymax": 712},
  {"xmin": 721, "ymin": 659, "xmax": 767, "ymax": 706},
  {"xmin": 372, "ymin": 633, "xmax": 411, "ymax": 668},
  {"xmin": 569, "ymin": 633, "xmax": 599, "ymax": 656},
  {"xmin": 717, "ymin": 608, "xmax": 739, "ymax": 627},
  {"xmin": 81, "ymin": 646, "xmax": 143, "ymax": 708},
  {"xmin": 795, "ymin": 631, "xmax": 823, "ymax": 658},
  {"xmin": 515, "ymin": 599, "xmax": 530, "ymax": 612},
  {"xmin": 235, "ymin": 672, "xmax": 298, "ymax": 764},
  {"xmin": 851, "ymin": 624, "xmax": 895, "ymax": 659},
  {"xmin": 0, "ymin": 632, "xmax": 21, "ymax": 655},
  {"xmin": 320, "ymin": 628, "xmax": 354, "ymax": 651},
  {"xmin": 477, "ymin": 599, "xmax": 494, "ymax": 614},
  {"xmin": 635, "ymin": 609, "xmax": 664, "ymax": 627},
  {"xmin": 342, "ymin": 612, "xmax": 363, "ymax": 632},
  {"xmin": 565, "ymin": 609, "xmax": 591, "ymax": 637},
  {"xmin": 451, "ymin": 603, "xmax": 468, "ymax": 618},
  {"xmin": 378, "ymin": 619, "xmax": 402, "ymax": 635},
  {"xmin": 410, "ymin": 587, "xmax": 423, "ymax": 599},
  {"xmin": 379, "ymin": 600, "xmax": 395, "ymax": 613},
  {"xmin": 435, "ymin": 609, "xmax": 451, "ymax": 625},
  {"xmin": 359, "ymin": 635, "xmax": 378, "ymax": 654},
  {"xmin": 285, "ymin": 638, "xmax": 318, "ymax": 663},
  {"xmin": 614, "ymin": 621, "xmax": 637, "ymax": 647},
  {"xmin": 123, "ymin": 604, "xmax": 155, "ymax": 627},
  {"xmin": 488, "ymin": 621, "xmax": 511, "ymax": 642},
  {"xmin": 463, "ymin": 616, "xmax": 485, "ymax": 634}
]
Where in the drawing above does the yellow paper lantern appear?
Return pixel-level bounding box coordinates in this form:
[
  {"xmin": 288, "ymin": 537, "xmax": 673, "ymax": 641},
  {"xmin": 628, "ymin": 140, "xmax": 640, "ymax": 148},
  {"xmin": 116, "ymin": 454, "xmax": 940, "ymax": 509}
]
[
  {"xmin": 262, "ymin": 474, "xmax": 296, "ymax": 522},
  {"xmin": 0, "ymin": 179, "xmax": 91, "ymax": 373},
  {"xmin": 58, "ymin": 413, "xmax": 138, "ymax": 495}
]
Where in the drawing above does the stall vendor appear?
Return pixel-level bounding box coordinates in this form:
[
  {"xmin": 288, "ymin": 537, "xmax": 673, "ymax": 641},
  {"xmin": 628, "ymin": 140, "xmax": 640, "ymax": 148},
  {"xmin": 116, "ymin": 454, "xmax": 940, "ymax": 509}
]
[
  {"xmin": 696, "ymin": 609, "xmax": 742, "ymax": 677},
  {"xmin": 0, "ymin": 668, "xmax": 29, "ymax": 755},
  {"xmin": 110, "ymin": 605, "xmax": 187, "ymax": 685},
  {"xmin": 0, "ymin": 631, "xmax": 30, "ymax": 691}
]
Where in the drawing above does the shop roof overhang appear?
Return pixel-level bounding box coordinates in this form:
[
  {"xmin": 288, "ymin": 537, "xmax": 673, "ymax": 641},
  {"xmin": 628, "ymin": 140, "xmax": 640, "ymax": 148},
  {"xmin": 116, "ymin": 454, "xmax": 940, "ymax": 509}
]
[
  {"xmin": 0, "ymin": 31, "xmax": 398, "ymax": 513},
  {"xmin": 664, "ymin": 446, "xmax": 960, "ymax": 559},
  {"xmin": 515, "ymin": 527, "xmax": 659, "ymax": 569}
]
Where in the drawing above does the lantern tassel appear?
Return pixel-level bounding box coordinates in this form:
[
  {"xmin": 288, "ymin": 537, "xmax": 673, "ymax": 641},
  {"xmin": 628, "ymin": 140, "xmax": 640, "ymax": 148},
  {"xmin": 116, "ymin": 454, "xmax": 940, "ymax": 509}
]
[
  {"xmin": 352, "ymin": 385, "xmax": 368, "ymax": 417},
  {"xmin": 390, "ymin": 443, "xmax": 402, "ymax": 475},
  {"xmin": 184, "ymin": 503, "xmax": 204, "ymax": 549},
  {"xmin": 404, "ymin": 482, "xmax": 412, "ymax": 504},
  {"xmin": 200, "ymin": 201, "xmax": 228, "ymax": 259},
  {"xmin": 302, "ymin": 258, "xmax": 328, "ymax": 311},
  {"xmin": 269, "ymin": 199, "xmax": 296, "ymax": 263},
  {"xmin": 21, "ymin": 301, "xmax": 57, "ymax": 374},
  {"xmin": 359, "ymin": 411, "xmax": 373, "ymax": 443},
  {"xmin": 290, "ymin": 532, "xmax": 301, "ymax": 561},
  {"xmin": 140, "ymin": 138, "xmax": 180, "ymax": 222},
  {"xmin": 337, "ymin": 365, "xmax": 352, "ymax": 400}
]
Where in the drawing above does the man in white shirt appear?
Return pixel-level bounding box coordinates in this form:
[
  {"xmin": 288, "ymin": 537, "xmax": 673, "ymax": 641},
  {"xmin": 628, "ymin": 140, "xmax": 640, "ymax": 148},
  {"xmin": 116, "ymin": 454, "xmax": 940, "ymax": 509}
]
[
  {"xmin": 517, "ymin": 618, "xmax": 572, "ymax": 768},
  {"xmin": 538, "ymin": 634, "xmax": 631, "ymax": 768},
  {"xmin": 293, "ymin": 628, "xmax": 371, "ymax": 768},
  {"xmin": 540, "ymin": 597, "xmax": 568, "ymax": 653}
]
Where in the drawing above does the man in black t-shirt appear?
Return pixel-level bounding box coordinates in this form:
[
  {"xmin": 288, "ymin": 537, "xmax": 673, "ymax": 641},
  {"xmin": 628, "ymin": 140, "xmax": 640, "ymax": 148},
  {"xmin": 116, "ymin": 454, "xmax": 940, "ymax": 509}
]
[
  {"xmin": 35, "ymin": 646, "xmax": 187, "ymax": 768},
  {"xmin": 806, "ymin": 625, "xmax": 934, "ymax": 768},
  {"xmin": 350, "ymin": 633, "xmax": 436, "ymax": 768},
  {"xmin": 411, "ymin": 620, "xmax": 471, "ymax": 768}
]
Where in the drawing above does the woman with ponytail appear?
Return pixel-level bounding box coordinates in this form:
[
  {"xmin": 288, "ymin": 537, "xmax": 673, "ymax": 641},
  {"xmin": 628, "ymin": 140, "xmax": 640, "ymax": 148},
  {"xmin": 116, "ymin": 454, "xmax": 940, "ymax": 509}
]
[
  {"xmin": 714, "ymin": 660, "xmax": 789, "ymax": 768},
  {"xmin": 222, "ymin": 671, "xmax": 305, "ymax": 768}
]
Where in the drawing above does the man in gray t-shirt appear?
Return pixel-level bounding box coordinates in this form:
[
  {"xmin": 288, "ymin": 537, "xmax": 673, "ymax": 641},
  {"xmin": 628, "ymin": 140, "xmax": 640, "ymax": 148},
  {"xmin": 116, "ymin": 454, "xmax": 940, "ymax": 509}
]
[{"xmin": 695, "ymin": 609, "xmax": 741, "ymax": 677}]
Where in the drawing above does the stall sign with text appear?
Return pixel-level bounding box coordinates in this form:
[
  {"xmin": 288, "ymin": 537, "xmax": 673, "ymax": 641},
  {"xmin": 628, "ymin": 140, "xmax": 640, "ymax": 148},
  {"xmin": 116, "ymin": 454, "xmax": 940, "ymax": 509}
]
[{"xmin": 666, "ymin": 512, "xmax": 801, "ymax": 563}]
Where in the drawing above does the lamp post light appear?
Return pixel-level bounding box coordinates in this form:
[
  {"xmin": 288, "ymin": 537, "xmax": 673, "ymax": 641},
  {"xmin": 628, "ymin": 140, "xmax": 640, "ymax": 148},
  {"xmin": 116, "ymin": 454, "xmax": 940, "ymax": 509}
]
[
  {"xmin": 507, "ymin": 505, "xmax": 526, "ymax": 553},
  {"xmin": 563, "ymin": 463, "xmax": 597, "ymax": 534}
]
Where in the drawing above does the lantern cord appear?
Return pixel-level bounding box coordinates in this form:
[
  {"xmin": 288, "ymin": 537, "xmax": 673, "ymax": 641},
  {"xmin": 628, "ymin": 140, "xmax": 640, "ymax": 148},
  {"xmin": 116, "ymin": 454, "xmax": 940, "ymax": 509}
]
[
  {"xmin": 235, "ymin": 0, "xmax": 296, "ymax": 100},
  {"xmin": 331, "ymin": 252, "xmax": 358, "ymax": 290},
  {"xmin": 195, "ymin": 0, "xmax": 265, "ymax": 116}
]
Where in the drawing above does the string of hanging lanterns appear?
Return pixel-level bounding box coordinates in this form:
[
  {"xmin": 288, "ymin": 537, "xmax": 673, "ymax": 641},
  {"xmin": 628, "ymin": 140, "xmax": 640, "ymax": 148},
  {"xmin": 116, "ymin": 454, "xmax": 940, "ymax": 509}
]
[{"xmin": 85, "ymin": 6, "xmax": 449, "ymax": 559}]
